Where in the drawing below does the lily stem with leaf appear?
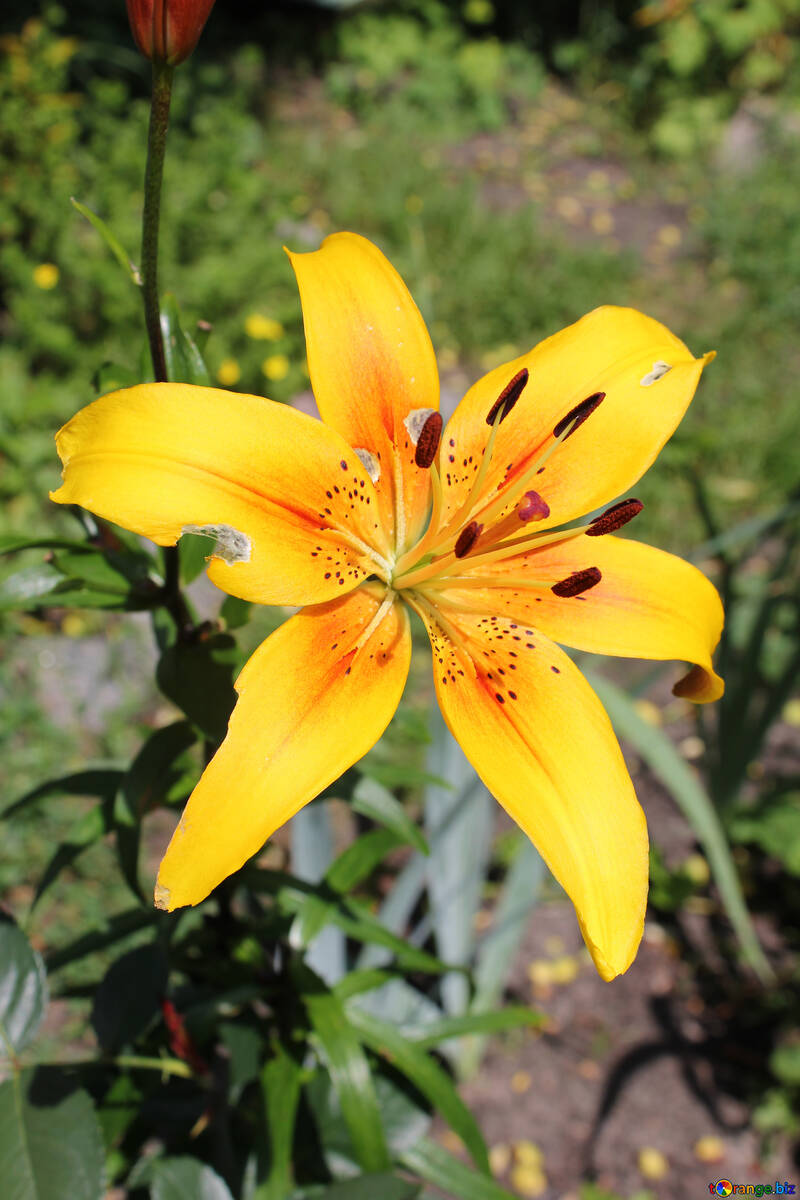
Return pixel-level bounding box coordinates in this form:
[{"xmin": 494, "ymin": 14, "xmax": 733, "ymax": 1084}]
[{"xmin": 140, "ymin": 60, "xmax": 192, "ymax": 638}]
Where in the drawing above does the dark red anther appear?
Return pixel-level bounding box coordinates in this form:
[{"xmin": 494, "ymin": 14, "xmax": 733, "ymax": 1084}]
[
  {"xmin": 486, "ymin": 367, "xmax": 529, "ymax": 426},
  {"xmin": 414, "ymin": 411, "xmax": 444, "ymax": 468},
  {"xmin": 553, "ymin": 391, "xmax": 605, "ymax": 440},
  {"xmin": 551, "ymin": 566, "xmax": 602, "ymax": 597},
  {"xmin": 586, "ymin": 498, "xmax": 643, "ymax": 536},
  {"xmin": 454, "ymin": 520, "xmax": 483, "ymax": 558},
  {"xmin": 518, "ymin": 490, "xmax": 550, "ymax": 522}
]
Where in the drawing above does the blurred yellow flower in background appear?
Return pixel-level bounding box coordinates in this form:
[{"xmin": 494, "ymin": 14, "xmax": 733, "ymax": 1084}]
[
  {"xmin": 245, "ymin": 313, "xmax": 284, "ymax": 340},
  {"xmin": 216, "ymin": 358, "xmax": 241, "ymax": 386},
  {"xmin": 33, "ymin": 262, "xmax": 59, "ymax": 289},
  {"xmin": 262, "ymin": 353, "xmax": 290, "ymax": 381}
]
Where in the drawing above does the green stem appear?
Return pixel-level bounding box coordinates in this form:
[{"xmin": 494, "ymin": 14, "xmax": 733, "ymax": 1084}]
[
  {"xmin": 113, "ymin": 1053, "xmax": 194, "ymax": 1078},
  {"xmin": 140, "ymin": 61, "xmax": 193, "ymax": 638},
  {"xmin": 141, "ymin": 60, "xmax": 174, "ymax": 384}
]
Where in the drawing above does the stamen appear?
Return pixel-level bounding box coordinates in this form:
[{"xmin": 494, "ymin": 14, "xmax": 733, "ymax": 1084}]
[
  {"xmin": 553, "ymin": 391, "xmax": 605, "ymax": 440},
  {"xmin": 352, "ymin": 591, "xmax": 396, "ymax": 657},
  {"xmin": 486, "ymin": 367, "xmax": 529, "ymax": 426},
  {"xmin": 586, "ymin": 498, "xmax": 643, "ymax": 536},
  {"xmin": 518, "ymin": 490, "xmax": 550, "ymax": 522},
  {"xmin": 414, "ymin": 411, "xmax": 444, "ymax": 468},
  {"xmin": 551, "ymin": 567, "xmax": 602, "ymax": 597},
  {"xmin": 454, "ymin": 521, "xmax": 483, "ymax": 558}
]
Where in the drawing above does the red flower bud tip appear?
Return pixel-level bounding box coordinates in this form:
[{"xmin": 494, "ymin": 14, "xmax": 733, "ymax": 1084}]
[{"xmin": 126, "ymin": 0, "xmax": 217, "ymax": 66}]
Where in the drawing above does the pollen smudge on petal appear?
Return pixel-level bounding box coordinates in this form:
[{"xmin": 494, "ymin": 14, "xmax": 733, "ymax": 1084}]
[
  {"xmin": 354, "ymin": 447, "xmax": 381, "ymax": 483},
  {"xmin": 518, "ymin": 490, "xmax": 550, "ymax": 522},
  {"xmin": 551, "ymin": 566, "xmax": 602, "ymax": 597},
  {"xmin": 182, "ymin": 523, "xmax": 251, "ymax": 565},
  {"xmin": 586, "ymin": 498, "xmax": 643, "ymax": 536},
  {"xmin": 414, "ymin": 411, "xmax": 444, "ymax": 468},
  {"xmin": 553, "ymin": 391, "xmax": 605, "ymax": 440},
  {"xmin": 404, "ymin": 406, "xmax": 438, "ymax": 445},
  {"xmin": 454, "ymin": 520, "xmax": 483, "ymax": 558},
  {"xmin": 640, "ymin": 360, "xmax": 672, "ymax": 387},
  {"xmin": 486, "ymin": 367, "xmax": 529, "ymax": 426}
]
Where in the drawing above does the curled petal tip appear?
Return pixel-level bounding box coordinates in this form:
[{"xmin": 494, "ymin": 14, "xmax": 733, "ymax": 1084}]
[{"xmin": 672, "ymin": 663, "xmax": 725, "ymax": 703}]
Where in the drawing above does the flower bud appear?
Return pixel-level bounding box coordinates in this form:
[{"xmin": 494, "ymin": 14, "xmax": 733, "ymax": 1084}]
[{"xmin": 126, "ymin": 0, "xmax": 216, "ymax": 66}]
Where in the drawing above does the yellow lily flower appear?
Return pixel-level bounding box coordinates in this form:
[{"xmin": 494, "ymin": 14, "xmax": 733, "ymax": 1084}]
[{"xmin": 51, "ymin": 232, "xmax": 724, "ymax": 981}]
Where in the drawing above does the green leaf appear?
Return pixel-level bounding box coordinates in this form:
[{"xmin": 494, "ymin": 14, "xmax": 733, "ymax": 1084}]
[
  {"xmin": 325, "ymin": 828, "xmax": 402, "ymax": 894},
  {"xmin": 4, "ymin": 769, "xmax": 123, "ymax": 821},
  {"xmin": 305, "ymin": 1070, "xmax": 430, "ymax": 1174},
  {"xmin": 306, "ymin": 1176, "xmax": 420, "ymax": 1200},
  {"xmin": 351, "ymin": 776, "xmax": 429, "ymax": 855},
  {"xmin": 93, "ymin": 361, "xmax": 142, "ymax": 396},
  {"xmin": 345, "ymin": 1007, "xmax": 489, "ymax": 1173},
  {"xmin": 117, "ymin": 722, "xmax": 197, "ymax": 899},
  {"xmin": 52, "ymin": 548, "xmax": 138, "ymax": 593},
  {"xmin": 334, "ymin": 969, "xmax": 395, "ymax": 1000},
  {"xmin": 0, "ymin": 535, "xmax": 90, "ymax": 556},
  {"xmin": 291, "ymin": 800, "xmax": 346, "ymax": 984},
  {"xmin": 161, "ymin": 294, "xmax": 212, "ymax": 385},
  {"xmin": 151, "ymin": 1157, "xmax": 234, "ymax": 1200},
  {"xmin": 0, "ymin": 558, "xmax": 153, "ymax": 613},
  {"xmin": 45, "ymin": 909, "xmax": 155, "ymax": 973},
  {"xmin": 179, "ymin": 533, "xmax": 217, "ymax": 585},
  {"xmin": 0, "ymin": 563, "xmax": 69, "ymax": 609},
  {"xmin": 404, "ymin": 1006, "xmax": 543, "ymax": 1048},
  {"xmin": 0, "ymin": 1071, "xmax": 104, "ymax": 1200},
  {"xmin": 461, "ymin": 837, "xmax": 546, "ymax": 1075},
  {"xmin": 219, "ymin": 1023, "xmax": 262, "ymax": 1095},
  {"xmin": 71, "ymin": 196, "xmax": 140, "ymax": 285},
  {"xmin": 156, "ymin": 634, "xmax": 239, "ymax": 742},
  {"xmin": 255, "ymin": 1044, "xmax": 303, "ymax": 1200},
  {"xmin": 770, "ymin": 1043, "xmax": 800, "ymax": 1086},
  {"xmin": 586, "ymin": 671, "xmax": 772, "ymax": 980},
  {"xmin": 219, "ymin": 594, "xmax": 252, "ymax": 630},
  {"xmin": 473, "ymin": 838, "xmax": 544, "ymax": 1012},
  {"xmin": 424, "ymin": 706, "xmax": 492, "ymax": 1016},
  {"xmin": 91, "ymin": 944, "xmax": 167, "ymax": 1053},
  {"xmin": 729, "ymin": 792, "xmax": 800, "ymax": 875},
  {"xmin": 0, "ymin": 919, "xmax": 48, "ymax": 1054},
  {"xmin": 278, "ymin": 888, "xmax": 451, "ymax": 976},
  {"xmin": 399, "ymin": 1138, "xmax": 517, "ymax": 1200},
  {"xmin": 96, "ymin": 1074, "xmax": 142, "ymax": 1151},
  {"xmin": 302, "ymin": 981, "xmax": 390, "ymax": 1173},
  {"xmin": 34, "ymin": 802, "xmax": 111, "ymax": 907}
]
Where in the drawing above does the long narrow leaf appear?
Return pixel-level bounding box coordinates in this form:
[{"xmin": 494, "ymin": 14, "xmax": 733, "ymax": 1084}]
[
  {"xmin": 424, "ymin": 707, "xmax": 492, "ymax": 1015},
  {"xmin": 256, "ymin": 1044, "xmax": 303, "ymax": 1200},
  {"xmin": 71, "ymin": 196, "xmax": 141, "ymax": 284},
  {"xmin": 351, "ymin": 776, "xmax": 429, "ymax": 855},
  {"xmin": 587, "ymin": 670, "xmax": 771, "ymax": 980},
  {"xmin": 292, "ymin": 802, "xmax": 346, "ymax": 984},
  {"xmin": 325, "ymin": 828, "xmax": 402, "ymax": 894},
  {"xmin": 345, "ymin": 1006, "xmax": 489, "ymax": 1174},
  {"xmin": 304, "ymin": 988, "xmax": 390, "ymax": 1173},
  {"xmin": 405, "ymin": 1006, "xmax": 543, "ymax": 1048},
  {"xmin": 399, "ymin": 1138, "xmax": 517, "ymax": 1200}
]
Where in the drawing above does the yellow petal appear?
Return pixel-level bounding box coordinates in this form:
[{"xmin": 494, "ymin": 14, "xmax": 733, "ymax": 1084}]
[
  {"xmin": 440, "ymin": 307, "xmax": 712, "ymax": 531},
  {"xmin": 288, "ymin": 233, "xmax": 439, "ymax": 550},
  {"xmin": 156, "ymin": 585, "xmax": 411, "ymax": 909},
  {"xmin": 51, "ymin": 383, "xmax": 390, "ymax": 606},
  {"xmin": 417, "ymin": 604, "xmax": 648, "ymax": 980},
  {"xmin": 440, "ymin": 534, "xmax": 724, "ymax": 702}
]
